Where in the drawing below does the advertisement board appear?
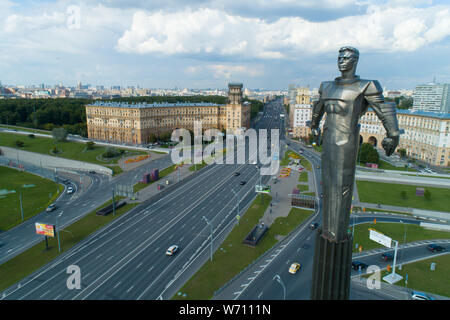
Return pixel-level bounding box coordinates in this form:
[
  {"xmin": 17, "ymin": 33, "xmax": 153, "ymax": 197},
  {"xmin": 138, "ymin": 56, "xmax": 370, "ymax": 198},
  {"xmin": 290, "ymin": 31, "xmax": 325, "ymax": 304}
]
[
  {"xmin": 369, "ymin": 229, "xmax": 392, "ymax": 248},
  {"xmin": 255, "ymin": 185, "xmax": 271, "ymax": 194},
  {"xmin": 35, "ymin": 222, "xmax": 55, "ymax": 237}
]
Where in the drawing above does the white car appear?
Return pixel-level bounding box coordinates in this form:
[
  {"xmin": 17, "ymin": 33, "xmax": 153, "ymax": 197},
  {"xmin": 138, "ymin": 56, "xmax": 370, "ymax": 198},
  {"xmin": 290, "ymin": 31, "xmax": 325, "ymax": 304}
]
[
  {"xmin": 67, "ymin": 186, "xmax": 74, "ymax": 194},
  {"xmin": 166, "ymin": 245, "xmax": 179, "ymax": 256}
]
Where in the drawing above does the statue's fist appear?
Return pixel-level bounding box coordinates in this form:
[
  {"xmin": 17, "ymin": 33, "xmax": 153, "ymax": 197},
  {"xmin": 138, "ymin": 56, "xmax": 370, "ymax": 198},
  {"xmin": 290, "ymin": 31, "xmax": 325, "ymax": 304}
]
[
  {"xmin": 382, "ymin": 135, "xmax": 399, "ymax": 157},
  {"xmin": 311, "ymin": 128, "xmax": 321, "ymax": 145}
]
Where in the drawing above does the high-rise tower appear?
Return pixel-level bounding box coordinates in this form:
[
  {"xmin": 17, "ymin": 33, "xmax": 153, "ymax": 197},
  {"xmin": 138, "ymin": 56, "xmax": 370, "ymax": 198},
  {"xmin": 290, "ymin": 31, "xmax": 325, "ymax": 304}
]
[{"xmin": 228, "ymin": 83, "xmax": 243, "ymax": 105}]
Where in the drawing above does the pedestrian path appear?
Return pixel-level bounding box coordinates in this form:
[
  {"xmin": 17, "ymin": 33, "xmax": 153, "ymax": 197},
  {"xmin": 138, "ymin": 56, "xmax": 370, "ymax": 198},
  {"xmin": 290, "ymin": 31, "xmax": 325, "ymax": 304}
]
[{"xmin": 260, "ymin": 161, "xmax": 315, "ymax": 227}]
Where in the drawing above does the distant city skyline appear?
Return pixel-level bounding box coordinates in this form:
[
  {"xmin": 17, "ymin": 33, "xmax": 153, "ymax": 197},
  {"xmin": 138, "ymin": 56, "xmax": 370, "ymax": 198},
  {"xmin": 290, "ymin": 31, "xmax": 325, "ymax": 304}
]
[{"xmin": 1, "ymin": 0, "xmax": 450, "ymax": 90}]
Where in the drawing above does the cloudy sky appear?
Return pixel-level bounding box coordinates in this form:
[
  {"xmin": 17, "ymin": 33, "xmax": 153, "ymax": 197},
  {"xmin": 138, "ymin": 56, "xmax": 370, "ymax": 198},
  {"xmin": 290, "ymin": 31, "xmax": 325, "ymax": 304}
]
[{"xmin": 1, "ymin": 0, "xmax": 450, "ymax": 90}]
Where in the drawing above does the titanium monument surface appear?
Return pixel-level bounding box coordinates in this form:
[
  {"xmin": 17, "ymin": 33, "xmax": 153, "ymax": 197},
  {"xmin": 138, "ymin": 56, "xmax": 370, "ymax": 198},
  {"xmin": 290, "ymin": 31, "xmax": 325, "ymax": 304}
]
[{"xmin": 310, "ymin": 46, "xmax": 400, "ymax": 299}]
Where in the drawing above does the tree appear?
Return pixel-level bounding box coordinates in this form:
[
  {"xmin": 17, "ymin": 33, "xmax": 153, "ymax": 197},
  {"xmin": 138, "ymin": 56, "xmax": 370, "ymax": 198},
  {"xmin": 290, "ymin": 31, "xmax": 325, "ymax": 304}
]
[
  {"xmin": 358, "ymin": 143, "xmax": 379, "ymax": 164},
  {"xmin": 52, "ymin": 127, "xmax": 68, "ymax": 142},
  {"xmin": 86, "ymin": 141, "xmax": 95, "ymax": 150},
  {"xmin": 398, "ymin": 148, "xmax": 407, "ymax": 159},
  {"xmin": 14, "ymin": 140, "xmax": 24, "ymax": 148},
  {"xmin": 148, "ymin": 133, "xmax": 158, "ymax": 143},
  {"xmin": 424, "ymin": 189, "xmax": 432, "ymax": 201},
  {"xmin": 102, "ymin": 147, "xmax": 124, "ymax": 158},
  {"xmin": 400, "ymin": 190, "xmax": 407, "ymax": 200}
]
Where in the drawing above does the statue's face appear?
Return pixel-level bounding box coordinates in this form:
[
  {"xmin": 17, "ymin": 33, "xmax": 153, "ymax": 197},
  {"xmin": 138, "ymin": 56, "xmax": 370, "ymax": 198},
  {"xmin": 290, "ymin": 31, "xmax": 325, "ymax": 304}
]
[{"xmin": 338, "ymin": 50, "xmax": 357, "ymax": 72}]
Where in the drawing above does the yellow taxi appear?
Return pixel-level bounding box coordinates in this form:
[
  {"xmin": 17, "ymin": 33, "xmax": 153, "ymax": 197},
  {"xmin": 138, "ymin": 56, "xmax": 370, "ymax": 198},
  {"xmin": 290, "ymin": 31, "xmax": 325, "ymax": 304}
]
[{"xmin": 288, "ymin": 262, "xmax": 301, "ymax": 274}]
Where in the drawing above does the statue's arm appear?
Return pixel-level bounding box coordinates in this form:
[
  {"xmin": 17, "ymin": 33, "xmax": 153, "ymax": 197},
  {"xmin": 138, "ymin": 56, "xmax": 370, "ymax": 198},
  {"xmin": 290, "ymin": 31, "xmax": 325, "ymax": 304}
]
[
  {"xmin": 310, "ymin": 83, "xmax": 325, "ymax": 130},
  {"xmin": 364, "ymin": 80, "xmax": 400, "ymax": 156}
]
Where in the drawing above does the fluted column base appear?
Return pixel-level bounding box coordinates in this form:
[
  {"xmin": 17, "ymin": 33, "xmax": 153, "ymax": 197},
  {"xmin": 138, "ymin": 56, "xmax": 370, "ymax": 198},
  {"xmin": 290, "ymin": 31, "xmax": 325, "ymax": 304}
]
[{"xmin": 310, "ymin": 229, "xmax": 353, "ymax": 300}]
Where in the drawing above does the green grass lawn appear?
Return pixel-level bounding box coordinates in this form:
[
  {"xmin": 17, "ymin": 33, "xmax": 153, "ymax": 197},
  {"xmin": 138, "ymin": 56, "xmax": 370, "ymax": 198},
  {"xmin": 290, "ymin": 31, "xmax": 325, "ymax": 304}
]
[
  {"xmin": 389, "ymin": 255, "xmax": 450, "ymax": 297},
  {"xmin": 0, "ymin": 132, "xmax": 146, "ymax": 166},
  {"xmin": 281, "ymin": 150, "xmax": 312, "ymax": 172},
  {"xmin": 172, "ymin": 196, "xmax": 312, "ymax": 300},
  {"xmin": 189, "ymin": 161, "xmax": 207, "ymax": 172},
  {"xmin": 352, "ymin": 222, "xmax": 450, "ymax": 253},
  {"xmin": 357, "ymin": 160, "xmax": 409, "ymax": 171},
  {"xmin": 356, "ymin": 180, "xmax": 450, "ymax": 212},
  {"xmin": 296, "ymin": 184, "xmax": 309, "ymax": 192},
  {"xmin": 0, "ymin": 197, "xmax": 138, "ymax": 292},
  {"xmin": 0, "ymin": 166, "xmax": 62, "ymax": 231},
  {"xmin": 363, "ymin": 254, "xmax": 450, "ymax": 298},
  {"xmin": 298, "ymin": 171, "xmax": 308, "ymax": 182}
]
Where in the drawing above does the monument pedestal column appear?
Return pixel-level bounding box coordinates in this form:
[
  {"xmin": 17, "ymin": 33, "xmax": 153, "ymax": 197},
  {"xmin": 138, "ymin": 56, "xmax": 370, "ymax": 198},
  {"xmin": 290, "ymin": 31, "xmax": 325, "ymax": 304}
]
[{"xmin": 310, "ymin": 229, "xmax": 353, "ymax": 300}]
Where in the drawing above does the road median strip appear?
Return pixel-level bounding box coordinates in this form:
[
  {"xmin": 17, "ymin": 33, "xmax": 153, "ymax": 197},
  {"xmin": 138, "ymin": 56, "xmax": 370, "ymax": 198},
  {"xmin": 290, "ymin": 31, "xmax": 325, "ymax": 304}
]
[{"xmin": 0, "ymin": 197, "xmax": 137, "ymax": 294}]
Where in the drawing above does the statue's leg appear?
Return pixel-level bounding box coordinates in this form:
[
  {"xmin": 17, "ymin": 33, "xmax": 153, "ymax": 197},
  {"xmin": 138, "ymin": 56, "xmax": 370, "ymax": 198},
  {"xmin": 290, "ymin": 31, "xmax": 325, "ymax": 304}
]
[
  {"xmin": 312, "ymin": 127, "xmax": 360, "ymax": 300},
  {"xmin": 322, "ymin": 131, "xmax": 359, "ymax": 242}
]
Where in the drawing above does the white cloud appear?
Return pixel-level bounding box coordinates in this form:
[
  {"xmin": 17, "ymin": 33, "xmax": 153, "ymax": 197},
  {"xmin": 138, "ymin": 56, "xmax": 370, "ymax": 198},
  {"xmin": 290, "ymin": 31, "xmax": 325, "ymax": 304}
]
[
  {"xmin": 117, "ymin": 4, "xmax": 450, "ymax": 59},
  {"xmin": 185, "ymin": 64, "xmax": 264, "ymax": 79}
]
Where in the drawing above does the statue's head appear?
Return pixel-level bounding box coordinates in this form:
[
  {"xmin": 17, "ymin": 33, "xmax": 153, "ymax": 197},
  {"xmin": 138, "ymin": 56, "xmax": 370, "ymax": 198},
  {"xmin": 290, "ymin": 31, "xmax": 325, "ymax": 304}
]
[{"xmin": 338, "ymin": 46, "xmax": 359, "ymax": 73}]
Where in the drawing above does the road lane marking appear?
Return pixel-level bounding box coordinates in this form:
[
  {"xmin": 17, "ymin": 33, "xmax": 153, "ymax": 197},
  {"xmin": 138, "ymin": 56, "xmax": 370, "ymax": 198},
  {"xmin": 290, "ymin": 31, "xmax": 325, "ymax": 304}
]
[
  {"xmin": 40, "ymin": 290, "xmax": 51, "ymax": 298},
  {"xmin": 11, "ymin": 162, "xmax": 248, "ymax": 300}
]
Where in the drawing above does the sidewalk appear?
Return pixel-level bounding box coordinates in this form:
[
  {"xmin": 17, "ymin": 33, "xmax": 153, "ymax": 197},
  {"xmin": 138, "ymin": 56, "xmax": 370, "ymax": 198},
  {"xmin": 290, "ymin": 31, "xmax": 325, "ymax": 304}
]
[{"xmin": 260, "ymin": 163, "xmax": 315, "ymax": 227}]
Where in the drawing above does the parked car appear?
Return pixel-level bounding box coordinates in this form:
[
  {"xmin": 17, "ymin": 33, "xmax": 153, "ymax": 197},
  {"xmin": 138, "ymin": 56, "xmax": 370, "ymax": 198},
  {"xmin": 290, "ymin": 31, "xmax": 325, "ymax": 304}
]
[
  {"xmin": 240, "ymin": 181, "xmax": 246, "ymax": 185},
  {"xmin": 351, "ymin": 260, "xmax": 368, "ymax": 270},
  {"xmin": 411, "ymin": 291, "xmax": 434, "ymax": 300},
  {"xmin": 309, "ymin": 223, "xmax": 319, "ymax": 230},
  {"xmin": 381, "ymin": 252, "xmax": 394, "ymax": 262},
  {"xmin": 234, "ymin": 172, "xmax": 240, "ymax": 176},
  {"xmin": 46, "ymin": 203, "xmax": 57, "ymax": 212},
  {"xmin": 166, "ymin": 245, "xmax": 179, "ymax": 256},
  {"xmin": 288, "ymin": 262, "xmax": 301, "ymax": 274},
  {"xmin": 427, "ymin": 244, "xmax": 446, "ymax": 252}
]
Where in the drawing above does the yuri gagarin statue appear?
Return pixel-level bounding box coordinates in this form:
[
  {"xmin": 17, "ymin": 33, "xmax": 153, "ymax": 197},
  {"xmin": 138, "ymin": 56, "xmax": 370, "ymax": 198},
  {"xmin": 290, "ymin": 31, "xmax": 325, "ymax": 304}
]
[{"xmin": 310, "ymin": 46, "xmax": 400, "ymax": 242}]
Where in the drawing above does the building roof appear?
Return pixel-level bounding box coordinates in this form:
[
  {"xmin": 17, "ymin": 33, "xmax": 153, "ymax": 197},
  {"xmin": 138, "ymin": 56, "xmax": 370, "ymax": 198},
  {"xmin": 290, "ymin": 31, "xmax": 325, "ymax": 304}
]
[
  {"xmin": 367, "ymin": 107, "xmax": 450, "ymax": 120},
  {"xmin": 88, "ymin": 101, "xmax": 225, "ymax": 109},
  {"xmin": 396, "ymin": 109, "xmax": 450, "ymax": 120}
]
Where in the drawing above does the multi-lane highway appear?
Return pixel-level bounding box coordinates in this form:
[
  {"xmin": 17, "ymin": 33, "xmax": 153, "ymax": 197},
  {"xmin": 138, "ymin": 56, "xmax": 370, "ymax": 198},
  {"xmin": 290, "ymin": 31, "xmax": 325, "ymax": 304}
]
[
  {"xmin": 0, "ymin": 153, "xmax": 174, "ymax": 265},
  {"xmin": 1, "ymin": 98, "xmax": 284, "ymax": 300},
  {"xmin": 2, "ymin": 98, "xmax": 447, "ymax": 301}
]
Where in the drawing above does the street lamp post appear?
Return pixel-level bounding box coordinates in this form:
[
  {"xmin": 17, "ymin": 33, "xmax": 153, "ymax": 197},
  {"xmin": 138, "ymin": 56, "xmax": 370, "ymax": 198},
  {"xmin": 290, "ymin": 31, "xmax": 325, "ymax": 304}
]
[
  {"xmin": 231, "ymin": 189, "xmax": 240, "ymax": 225},
  {"xmin": 273, "ymin": 274, "xmax": 286, "ymax": 300},
  {"xmin": 56, "ymin": 211, "xmax": 64, "ymax": 253},
  {"xmin": 399, "ymin": 220, "xmax": 407, "ymax": 266},
  {"xmin": 19, "ymin": 189, "xmax": 24, "ymax": 221},
  {"xmin": 202, "ymin": 216, "xmax": 213, "ymax": 262}
]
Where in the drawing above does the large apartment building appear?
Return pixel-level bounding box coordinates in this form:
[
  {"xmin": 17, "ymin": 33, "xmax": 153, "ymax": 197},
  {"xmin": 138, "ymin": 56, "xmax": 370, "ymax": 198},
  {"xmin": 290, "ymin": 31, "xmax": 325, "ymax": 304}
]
[
  {"xmin": 360, "ymin": 109, "xmax": 450, "ymax": 167},
  {"xmin": 85, "ymin": 83, "xmax": 251, "ymax": 145},
  {"xmin": 287, "ymin": 100, "xmax": 450, "ymax": 167},
  {"xmin": 412, "ymin": 83, "xmax": 450, "ymax": 113}
]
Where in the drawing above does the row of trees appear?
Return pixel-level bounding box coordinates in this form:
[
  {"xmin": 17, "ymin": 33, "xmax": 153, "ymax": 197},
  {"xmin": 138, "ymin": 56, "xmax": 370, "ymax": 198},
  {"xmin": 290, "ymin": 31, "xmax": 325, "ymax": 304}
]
[
  {"xmin": 0, "ymin": 98, "xmax": 88, "ymax": 136},
  {"xmin": 385, "ymin": 96, "xmax": 413, "ymax": 109}
]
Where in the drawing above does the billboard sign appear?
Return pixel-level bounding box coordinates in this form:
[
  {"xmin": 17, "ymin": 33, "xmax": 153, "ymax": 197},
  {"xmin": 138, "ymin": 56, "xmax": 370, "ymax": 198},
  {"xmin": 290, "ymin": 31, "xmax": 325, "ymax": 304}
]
[
  {"xmin": 255, "ymin": 185, "xmax": 271, "ymax": 194},
  {"xmin": 35, "ymin": 223, "xmax": 55, "ymax": 237},
  {"xmin": 369, "ymin": 229, "xmax": 392, "ymax": 248}
]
